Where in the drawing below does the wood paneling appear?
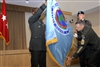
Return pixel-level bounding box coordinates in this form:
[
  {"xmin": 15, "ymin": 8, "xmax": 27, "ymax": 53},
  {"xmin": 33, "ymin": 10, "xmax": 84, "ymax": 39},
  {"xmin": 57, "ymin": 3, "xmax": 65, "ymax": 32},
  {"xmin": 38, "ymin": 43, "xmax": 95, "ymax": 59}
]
[
  {"xmin": 0, "ymin": 50, "xmax": 31, "ymax": 67},
  {"xmin": 62, "ymin": 11, "xmax": 72, "ymax": 16},
  {"xmin": 0, "ymin": 43, "xmax": 79, "ymax": 67}
]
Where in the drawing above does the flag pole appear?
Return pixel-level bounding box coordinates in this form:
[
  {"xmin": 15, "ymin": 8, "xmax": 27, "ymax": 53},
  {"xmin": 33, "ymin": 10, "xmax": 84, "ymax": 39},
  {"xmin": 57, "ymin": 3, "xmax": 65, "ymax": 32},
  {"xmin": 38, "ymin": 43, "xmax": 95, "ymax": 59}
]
[{"xmin": 3, "ymin": 40, "xmax": 6, "ymax": 67}]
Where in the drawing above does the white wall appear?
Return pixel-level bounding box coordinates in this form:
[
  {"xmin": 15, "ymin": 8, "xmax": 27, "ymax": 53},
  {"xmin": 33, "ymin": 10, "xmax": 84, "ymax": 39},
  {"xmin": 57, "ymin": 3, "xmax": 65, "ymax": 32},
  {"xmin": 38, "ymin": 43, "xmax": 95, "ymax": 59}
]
[
  {"xmin": 85, "ymin": 10, "xmax": 100, "ymax": 36},
  {"xmin": 57, "ymin": 0, "xmax": 99, "ymax": 15},
  {"xmin": 25, "ymin": 12, "xmax": 32, "ymax": 48}
]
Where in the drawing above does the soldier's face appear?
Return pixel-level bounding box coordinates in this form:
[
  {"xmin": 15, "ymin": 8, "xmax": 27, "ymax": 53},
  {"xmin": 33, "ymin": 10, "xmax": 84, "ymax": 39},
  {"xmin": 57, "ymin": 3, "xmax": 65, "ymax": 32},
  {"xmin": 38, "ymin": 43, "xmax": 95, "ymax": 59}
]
[
  {"xmin": 34, "ymin": 8, "xmax": 38, "ymax": 13},
  {"xmin": 78, "ymin": 14, "xmax": 85, "ymax": 20},
  {"xmin": 75, "ymin": 24, "xmax": 84, "ymax": 31}
]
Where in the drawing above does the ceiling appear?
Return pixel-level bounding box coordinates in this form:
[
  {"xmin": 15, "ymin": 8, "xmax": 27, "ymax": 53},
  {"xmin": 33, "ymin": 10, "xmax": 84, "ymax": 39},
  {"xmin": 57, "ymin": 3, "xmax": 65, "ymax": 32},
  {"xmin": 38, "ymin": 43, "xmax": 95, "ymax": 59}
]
[{"xmin": 1, "ymin": 0, "xmax": 100, "ymax": 15}]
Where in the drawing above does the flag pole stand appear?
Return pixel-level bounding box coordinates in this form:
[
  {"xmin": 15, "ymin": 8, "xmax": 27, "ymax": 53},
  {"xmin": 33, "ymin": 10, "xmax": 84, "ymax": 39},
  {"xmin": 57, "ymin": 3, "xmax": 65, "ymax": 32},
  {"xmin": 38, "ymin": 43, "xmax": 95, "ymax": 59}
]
[{"xmin": 3, "ymin": 40, "xmax": 6, "ymax": 67}]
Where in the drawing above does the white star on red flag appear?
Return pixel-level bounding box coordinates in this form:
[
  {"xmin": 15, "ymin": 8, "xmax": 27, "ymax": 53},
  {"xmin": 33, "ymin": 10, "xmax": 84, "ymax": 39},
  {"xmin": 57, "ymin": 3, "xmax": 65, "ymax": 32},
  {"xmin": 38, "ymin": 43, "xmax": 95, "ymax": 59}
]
[
  {"xmin": 6, "ymin": 23, "xmax": 8, "ymax": 29},
  {"xmin": 2, "ymin": 14, "xmax": 6, "ymax": 21}
]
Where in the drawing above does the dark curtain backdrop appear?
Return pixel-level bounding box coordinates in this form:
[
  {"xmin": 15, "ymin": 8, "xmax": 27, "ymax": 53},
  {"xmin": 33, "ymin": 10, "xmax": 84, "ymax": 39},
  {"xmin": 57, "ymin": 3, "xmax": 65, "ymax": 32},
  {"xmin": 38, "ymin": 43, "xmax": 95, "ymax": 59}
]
[{"xmin": 0, "ymin": 3, "xmax": 35, "ymax": 50}]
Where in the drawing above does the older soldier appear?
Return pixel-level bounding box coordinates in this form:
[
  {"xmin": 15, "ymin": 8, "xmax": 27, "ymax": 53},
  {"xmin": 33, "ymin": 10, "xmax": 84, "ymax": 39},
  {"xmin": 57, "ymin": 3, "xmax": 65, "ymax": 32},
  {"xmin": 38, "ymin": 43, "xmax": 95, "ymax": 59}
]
[
  {"xmin": 76, "ymin": 11, "xmax": 92, "ymax": 67},
  {"xmin": 66, "ymin": 20, "xmax": 100, "ymax": 67}
]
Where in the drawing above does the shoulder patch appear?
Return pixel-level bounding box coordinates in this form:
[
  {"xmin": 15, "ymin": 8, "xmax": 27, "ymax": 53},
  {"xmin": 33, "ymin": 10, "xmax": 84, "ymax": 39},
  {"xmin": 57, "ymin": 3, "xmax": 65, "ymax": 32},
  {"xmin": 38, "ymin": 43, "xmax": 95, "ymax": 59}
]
[{"xmin": 81, "ymin": 39, "xmax": 85, "ymax": 45}]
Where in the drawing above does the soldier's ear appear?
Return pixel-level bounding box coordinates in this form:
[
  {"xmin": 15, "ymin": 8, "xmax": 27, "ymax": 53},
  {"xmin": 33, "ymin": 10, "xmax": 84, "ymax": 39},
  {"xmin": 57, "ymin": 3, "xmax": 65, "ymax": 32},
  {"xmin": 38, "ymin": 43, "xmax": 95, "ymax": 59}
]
[
  {"xmin": 81, "ymin": 24, "xmax": 85, "ymax": 29},
  {"xmin": 84, "ymin": 15, "xmax": 85, "ymax": 18}
]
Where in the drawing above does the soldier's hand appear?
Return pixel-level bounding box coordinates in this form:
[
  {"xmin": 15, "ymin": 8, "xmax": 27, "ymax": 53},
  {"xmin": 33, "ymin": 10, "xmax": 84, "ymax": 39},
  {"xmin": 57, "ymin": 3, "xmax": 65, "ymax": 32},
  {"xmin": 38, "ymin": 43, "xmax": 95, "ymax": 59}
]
[
  {"xmin": 66, "ymin": 56, "xmax": 72, "ymax": 66},
  {"xmin": 73, "ymin": 33, "xmax": 78, "ymax": 38},
  {"xmin": 44, "ymin": 1, "xmax": 47, "ymax": 5}
]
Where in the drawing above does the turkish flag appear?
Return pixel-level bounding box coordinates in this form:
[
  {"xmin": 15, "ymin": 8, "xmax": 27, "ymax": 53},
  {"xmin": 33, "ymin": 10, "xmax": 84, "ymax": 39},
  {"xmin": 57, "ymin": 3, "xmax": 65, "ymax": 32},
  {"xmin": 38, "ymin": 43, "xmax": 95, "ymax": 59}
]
[{"xmin": 0, "ymin": 0, "xmax": 9, "ymax": 45}]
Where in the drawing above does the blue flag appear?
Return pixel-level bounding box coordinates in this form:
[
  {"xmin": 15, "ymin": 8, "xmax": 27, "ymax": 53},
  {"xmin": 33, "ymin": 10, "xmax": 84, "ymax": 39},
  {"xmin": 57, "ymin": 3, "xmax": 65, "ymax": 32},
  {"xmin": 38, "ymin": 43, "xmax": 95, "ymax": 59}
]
[{"xmin": 46, "ymin": 0, "xmax": 73, "ymax": 67}]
